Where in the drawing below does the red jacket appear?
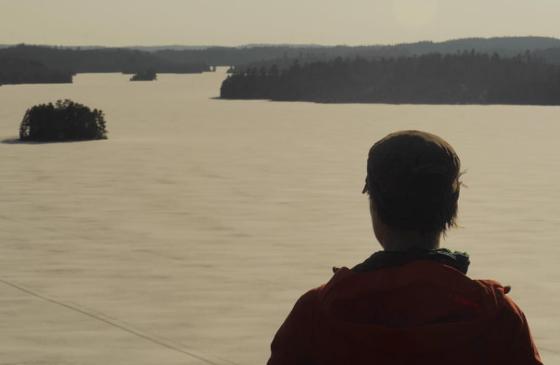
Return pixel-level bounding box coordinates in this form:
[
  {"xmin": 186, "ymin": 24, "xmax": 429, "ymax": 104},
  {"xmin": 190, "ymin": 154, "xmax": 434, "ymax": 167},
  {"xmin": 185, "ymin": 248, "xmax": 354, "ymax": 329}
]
[{"xmin": 268, "ymin": 260, "xmax": 542, "ymax": 365}]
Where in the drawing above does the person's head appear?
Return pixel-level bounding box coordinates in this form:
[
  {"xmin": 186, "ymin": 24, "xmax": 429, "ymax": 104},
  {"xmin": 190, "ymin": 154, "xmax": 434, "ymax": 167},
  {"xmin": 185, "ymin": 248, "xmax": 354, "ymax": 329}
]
[{"xmin": 363, "ymin": 130, "xmax": 462, "ymax": 251}]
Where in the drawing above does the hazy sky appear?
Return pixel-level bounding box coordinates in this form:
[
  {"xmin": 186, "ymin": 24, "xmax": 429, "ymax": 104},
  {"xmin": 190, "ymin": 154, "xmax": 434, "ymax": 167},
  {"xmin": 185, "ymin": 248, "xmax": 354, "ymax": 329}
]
[{"xmin": 1, "ymin": 0, "xmax": 559, "ymax": 46}]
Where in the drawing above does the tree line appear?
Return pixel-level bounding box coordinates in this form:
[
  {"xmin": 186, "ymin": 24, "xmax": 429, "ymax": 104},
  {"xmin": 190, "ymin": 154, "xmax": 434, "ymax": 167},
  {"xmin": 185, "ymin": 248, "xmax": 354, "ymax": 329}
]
[
  {"xmin": 152, "ymin": 36, "xmax": 560, "ymax": 67},
  {"xmin": 0, "ymin": 57, "xmax": 73, "ymax": 85},
  {"xmin": 7, "ymin": 37, "xmax": 560, "ymax": 86},
  {"xmin": 220, "ymin": 52, "xmax": 560, "ymax": 105},
  {"xmin": 0, "ymin": 45, "xmax": 211, "ymax": 85}
]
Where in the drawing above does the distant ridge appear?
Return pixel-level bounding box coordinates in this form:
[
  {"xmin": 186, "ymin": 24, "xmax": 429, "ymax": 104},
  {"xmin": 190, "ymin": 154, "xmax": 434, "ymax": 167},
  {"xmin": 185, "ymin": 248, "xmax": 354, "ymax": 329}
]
[
  {"xmin": 154, "ymin": 36, "xmax": 560, "ymax": 68},
  {"xmin": 5, "ymin": 36, "xmax": 560, "ymax": 86},
  {"xmin": 393, "ymin": 36, "xmax": 560, "ymax": 56},
  {"xmin": 130, "ymin": 36, "xmax": 560, "ymax": 54},
  {"xmin": 3, "ymin": 36, "xmax": 560, "ymax": 52}
]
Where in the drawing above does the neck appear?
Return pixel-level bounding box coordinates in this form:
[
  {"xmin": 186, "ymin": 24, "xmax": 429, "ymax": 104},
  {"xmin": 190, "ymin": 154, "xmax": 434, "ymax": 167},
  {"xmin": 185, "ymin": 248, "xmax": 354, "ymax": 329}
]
[{"xmin": 380, "ymin": 229, "xmax": 441, "ymax": 252}]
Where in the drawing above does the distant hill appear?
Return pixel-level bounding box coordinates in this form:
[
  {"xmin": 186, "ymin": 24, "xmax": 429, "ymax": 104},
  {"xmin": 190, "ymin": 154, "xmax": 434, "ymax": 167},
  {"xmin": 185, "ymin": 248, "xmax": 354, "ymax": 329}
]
[
  {"xmin": 151, "ymin": 37, "xmax": 560, "ymax": 68},
  {"xmin": 130, "ymin": 45, "xmax": 214, "ymax": 52},
  {"xmin": 5, "ymin": 37, "xmax": 560, "ymax": 85},
  {"xmin": 395, "ymin": 37, "xmax": 560, "ymax": 57},
  {"xmin": 5, "ymin": 36, "xmax": 560, "ymax": 65}
]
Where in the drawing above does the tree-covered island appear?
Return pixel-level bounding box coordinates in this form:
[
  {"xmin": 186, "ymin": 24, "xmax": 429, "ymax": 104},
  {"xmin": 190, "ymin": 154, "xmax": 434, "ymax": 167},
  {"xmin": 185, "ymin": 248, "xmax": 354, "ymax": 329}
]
[
  {"xmin": 221, "ymin": 52, "xmax": 560, "ymax": 105},
  {"xmin": 130, "ymin": 69, "xmax": 157, "ymax": 81},
  {"xmin": 19, "ymin": 99, "xmax": 108, "ymax": 142}
]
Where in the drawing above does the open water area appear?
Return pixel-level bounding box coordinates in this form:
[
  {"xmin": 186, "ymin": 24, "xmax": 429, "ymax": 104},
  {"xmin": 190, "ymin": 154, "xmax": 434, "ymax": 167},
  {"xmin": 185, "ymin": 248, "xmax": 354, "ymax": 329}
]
[{"xmin": 0, "ymin": 69, "xmax": 558, "ymax": 364}]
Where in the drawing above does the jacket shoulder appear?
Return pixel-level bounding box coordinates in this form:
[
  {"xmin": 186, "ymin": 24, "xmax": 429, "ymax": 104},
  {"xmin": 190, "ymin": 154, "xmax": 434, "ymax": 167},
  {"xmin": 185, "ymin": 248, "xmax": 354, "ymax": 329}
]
[{"xmin": 474, "ymin": 279, "xmax": 543, "ymax": 365}]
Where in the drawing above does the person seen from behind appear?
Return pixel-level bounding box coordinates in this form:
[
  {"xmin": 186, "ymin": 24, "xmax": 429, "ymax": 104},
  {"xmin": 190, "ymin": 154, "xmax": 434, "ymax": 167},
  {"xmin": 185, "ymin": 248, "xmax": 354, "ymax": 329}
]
[{"xmin": 267, "ymin": 130, "xmax": 542, "ymax": 365}]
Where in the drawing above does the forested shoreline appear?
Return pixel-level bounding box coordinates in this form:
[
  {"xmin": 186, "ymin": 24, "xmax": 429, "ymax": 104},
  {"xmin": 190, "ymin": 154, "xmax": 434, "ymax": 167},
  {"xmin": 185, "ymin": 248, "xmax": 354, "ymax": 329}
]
[
  {"xmin": 7, "ymin": 36, "xmax": 560, "ymax": 91},
  {"xmin": 0, "ymin": 45, "xmax": 210, "ymax": 86},
  {"xmin": 0, "ymin": 57, "xmax": 73, "ymax": 85},
  {"xmin": 220, "ymin": 52, "xmax": 560, "ymax": 105}
]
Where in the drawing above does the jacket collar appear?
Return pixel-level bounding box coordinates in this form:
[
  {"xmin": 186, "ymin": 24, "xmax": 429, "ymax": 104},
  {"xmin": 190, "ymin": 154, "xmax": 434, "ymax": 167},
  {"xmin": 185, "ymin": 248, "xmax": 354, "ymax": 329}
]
[{"xmin": 352, "ymin": 248, "xmax": 470, "ymax": 274}]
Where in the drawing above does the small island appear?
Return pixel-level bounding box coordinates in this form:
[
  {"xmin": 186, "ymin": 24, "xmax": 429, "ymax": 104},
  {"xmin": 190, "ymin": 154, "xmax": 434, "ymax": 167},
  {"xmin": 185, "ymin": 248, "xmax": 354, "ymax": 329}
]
[
  {"xmin": 130, "ymin": 69, "xmax": 157, "ymax": 81},
  {"xmin": 19, "ymin": 99, "xmax": 108, "ymax": 142}
]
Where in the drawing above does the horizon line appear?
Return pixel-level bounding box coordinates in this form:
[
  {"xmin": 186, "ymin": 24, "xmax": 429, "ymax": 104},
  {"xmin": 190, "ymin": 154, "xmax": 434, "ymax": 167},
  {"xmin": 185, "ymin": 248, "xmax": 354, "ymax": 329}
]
[{"xmin": 2, "ymin": 35, "xmax": 559, "ymax": 50}]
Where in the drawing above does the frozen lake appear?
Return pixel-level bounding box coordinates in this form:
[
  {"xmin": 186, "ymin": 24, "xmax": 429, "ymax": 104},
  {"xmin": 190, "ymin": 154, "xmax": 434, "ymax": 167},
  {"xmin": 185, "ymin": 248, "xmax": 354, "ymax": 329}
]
[{"xmin": 0, "ymin": 70, "xmax": 558, "ymax": 364}]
